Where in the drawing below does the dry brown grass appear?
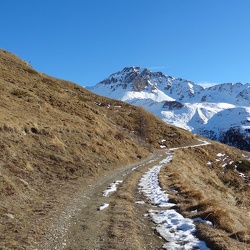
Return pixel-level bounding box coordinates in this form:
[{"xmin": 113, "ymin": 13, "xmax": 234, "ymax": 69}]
[
  {"xmin": 5, "ymin": 48, "xmax": 250, "ymax": 249},
  {"xmin": 0, "ymin": 49, "xmax": 199, "ymax": 248},
  {"xmin": 159, "ymin": 142, "xmax": 250, "ymax": 249},
  {"xmin": 106, "ymin": 157, "xmax": 167, "ymax": 250}
]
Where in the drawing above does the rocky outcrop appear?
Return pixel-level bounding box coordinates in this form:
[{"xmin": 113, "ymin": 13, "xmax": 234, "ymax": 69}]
[{"xmin": 162, "ymin": 101, "xmax": 184, "ymax": 110}]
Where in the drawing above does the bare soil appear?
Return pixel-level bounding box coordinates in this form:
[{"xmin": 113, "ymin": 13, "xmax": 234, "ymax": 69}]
[{"xmin": 33, "ymin": 153, "xmax": 165, "ymax": 250}]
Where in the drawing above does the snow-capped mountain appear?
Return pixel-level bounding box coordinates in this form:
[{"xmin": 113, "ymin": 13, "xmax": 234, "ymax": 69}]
[{"xmin": 90, "ymin": 66, "xmax": 250, "ymax": 150}]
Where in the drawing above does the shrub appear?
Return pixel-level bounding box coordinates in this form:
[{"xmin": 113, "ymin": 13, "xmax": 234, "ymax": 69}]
[
  {"xmin": 225, "ymin": 164, "xmax": 235, "ymax": 170},
  {"xmin": 236, "ymin": 160, "xmax": 250, "ymax": 172}
]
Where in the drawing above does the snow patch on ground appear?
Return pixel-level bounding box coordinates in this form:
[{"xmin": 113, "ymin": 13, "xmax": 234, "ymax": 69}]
[
  {"xmin": 98, "ymin": 203, "xmax": 109, "ymax": 211},
  {"xmin": 99, "ymin": 180, "xmax": 123, "ymax": 211},
  {"xmin": 149, "ymin": 210, "xmax": 210, "ymax": 250},
  {"xmin": 214, "ymin": 152, "xmax": 247, "ymax": 178},
  {"xmin": 139, "ymin": 155, "xmax": 175, "ymax": 208},
  {"xmin": 135, "ymin": 201, "xmax": 145, "ymax": 204},
  {"xmin": 169, "ymin": 139, "xmax": 211, "ymax": 151},
  {"xmin": 138, "ymin": 152, "xmax": 210, "ymax": 249},
  {"xmin": 193, "ymin": 217, "xmax": 213, "ymax": 226},
  {"xmin": 103, "ymin": 180, "xmax": 123, "ymax": 197}
]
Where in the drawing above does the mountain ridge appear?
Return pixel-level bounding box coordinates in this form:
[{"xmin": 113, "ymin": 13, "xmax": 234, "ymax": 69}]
[{"xmin": 90, "ymin": 66, "xmax": 250, "ymax": 150}]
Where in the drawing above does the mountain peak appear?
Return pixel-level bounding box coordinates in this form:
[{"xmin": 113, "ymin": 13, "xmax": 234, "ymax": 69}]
[
  {"xmin": 91, "ymin": 66, "xmax": 200, "ymax": 102},
  {"xmin": 91, "ymin": 67, "xmax": 250, "ymax": 151},
  {"xmin": 122, "ymin": 66, "xmax": 143, "ymax": 72}
]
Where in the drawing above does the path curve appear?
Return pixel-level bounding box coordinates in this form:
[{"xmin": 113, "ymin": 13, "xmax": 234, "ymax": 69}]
[{"xmin": 33, "ymin": 140, "xmax": 211, "ymax": 250}]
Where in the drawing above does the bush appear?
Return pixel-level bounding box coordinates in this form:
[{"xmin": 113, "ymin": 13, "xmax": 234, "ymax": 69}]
[
  {"xmin": 236, "ymin": 160, "xmax": 250, "ymax": 172},
  {"xmin": 225, "ymin": 164, "xmax": 235, "ymax": 170}
]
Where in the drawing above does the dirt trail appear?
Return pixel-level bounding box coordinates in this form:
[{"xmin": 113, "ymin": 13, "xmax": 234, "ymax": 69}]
[{"xmin": 33, "ymin": 152, "xmax": 166, "ymax": 250}]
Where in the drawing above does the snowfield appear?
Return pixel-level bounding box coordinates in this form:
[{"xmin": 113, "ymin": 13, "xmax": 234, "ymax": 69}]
[{"xmin": 90, "ymin": 66, "xmax": 250, "ymax": 148}]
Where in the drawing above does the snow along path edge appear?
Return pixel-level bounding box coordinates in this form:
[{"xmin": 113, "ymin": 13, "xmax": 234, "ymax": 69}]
[{"xmin": 138, "ymin": 153, "xmax": 211, "ymax": 250}]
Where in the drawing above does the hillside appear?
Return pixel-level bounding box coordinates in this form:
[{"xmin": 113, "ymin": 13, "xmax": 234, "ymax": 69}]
[
  {"xmin": 159, "ymin": 141, "xmax": 250, "ymax": 249},
  {"xmin": 90, "ymin": 66, "xmax": 250, "ymax": 151},
  {"xmin": 0, "ymin": 50, "xmax": 198, "ymax": 249},
  {"xmin": 2, "ymin": 51, "xmax": 250, "ymax": 250}
]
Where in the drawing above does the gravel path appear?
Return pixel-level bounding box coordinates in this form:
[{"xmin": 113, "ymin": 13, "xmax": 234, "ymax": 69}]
[{"xmin": 33, "ymin": 152, "xmax": 164, "ymax": 250}]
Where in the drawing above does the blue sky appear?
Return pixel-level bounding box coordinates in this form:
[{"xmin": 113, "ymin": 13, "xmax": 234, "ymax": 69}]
[{"xmin": 1, "ymin": 0, "xmax": 250, "ymax": 87}]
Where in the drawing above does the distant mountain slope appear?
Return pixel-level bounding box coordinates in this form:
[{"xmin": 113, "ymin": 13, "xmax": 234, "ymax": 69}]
[{"xmin": 90, "ymin": 66, "xmax": 250, "ymax": 150}]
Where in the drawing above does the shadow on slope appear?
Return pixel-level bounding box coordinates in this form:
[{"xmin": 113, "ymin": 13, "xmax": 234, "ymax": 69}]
[{"xmin": 198, "ymin": 107, "xmax": 250, "ymax": 150}]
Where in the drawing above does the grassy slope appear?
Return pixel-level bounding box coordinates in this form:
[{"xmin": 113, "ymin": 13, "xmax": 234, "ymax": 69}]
[
  {"xmin": 0, "ymin": 49, "xmax": 197, "ymax": 249},
  {"xmin": 4, "ymin": 49, "xmax": 250, "ymax": 249},
  {"xmin": 159, "ymin": 139, "xmax": 250, "ymax": 249}
]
